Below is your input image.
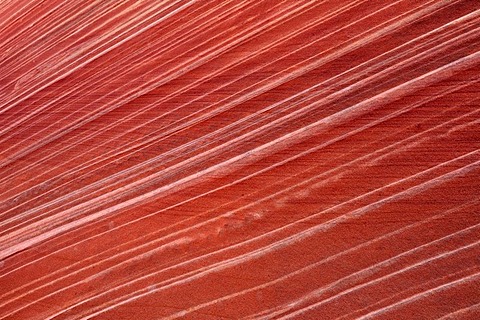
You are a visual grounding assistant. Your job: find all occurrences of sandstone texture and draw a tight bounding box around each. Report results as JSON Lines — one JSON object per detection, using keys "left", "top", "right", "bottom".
{"left": 0, "top": 1, "right": 479, "bottom": 319}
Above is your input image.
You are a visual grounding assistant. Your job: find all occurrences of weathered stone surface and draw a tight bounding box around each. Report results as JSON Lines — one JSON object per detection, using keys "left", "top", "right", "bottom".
{"left": 0, "top": 1, "right": 479, "bottom": 319}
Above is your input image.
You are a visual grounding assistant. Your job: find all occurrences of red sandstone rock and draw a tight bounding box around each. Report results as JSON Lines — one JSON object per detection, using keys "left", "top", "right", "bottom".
{"left": 0, "top": 0, "right": 479, "bottom": 319}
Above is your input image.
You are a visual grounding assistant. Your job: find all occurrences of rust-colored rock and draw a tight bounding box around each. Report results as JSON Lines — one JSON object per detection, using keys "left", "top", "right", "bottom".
{"left": 0, "top": 0, "right": 479, "bottom": 319}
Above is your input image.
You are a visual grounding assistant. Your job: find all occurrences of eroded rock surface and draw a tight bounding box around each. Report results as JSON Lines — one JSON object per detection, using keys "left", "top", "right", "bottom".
{"left": 0, "top": 1, "right": 479, "bottom": 319}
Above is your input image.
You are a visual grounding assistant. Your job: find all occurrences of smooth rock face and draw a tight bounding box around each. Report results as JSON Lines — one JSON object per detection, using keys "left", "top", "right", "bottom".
{"left": 0, "top": 0, "right": 479, "bottom": 319}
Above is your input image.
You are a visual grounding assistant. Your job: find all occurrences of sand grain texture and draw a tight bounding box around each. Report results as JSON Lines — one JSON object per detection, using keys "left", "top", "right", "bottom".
{"left": 0, "top": 0, "right": 479, "bottom": 319}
